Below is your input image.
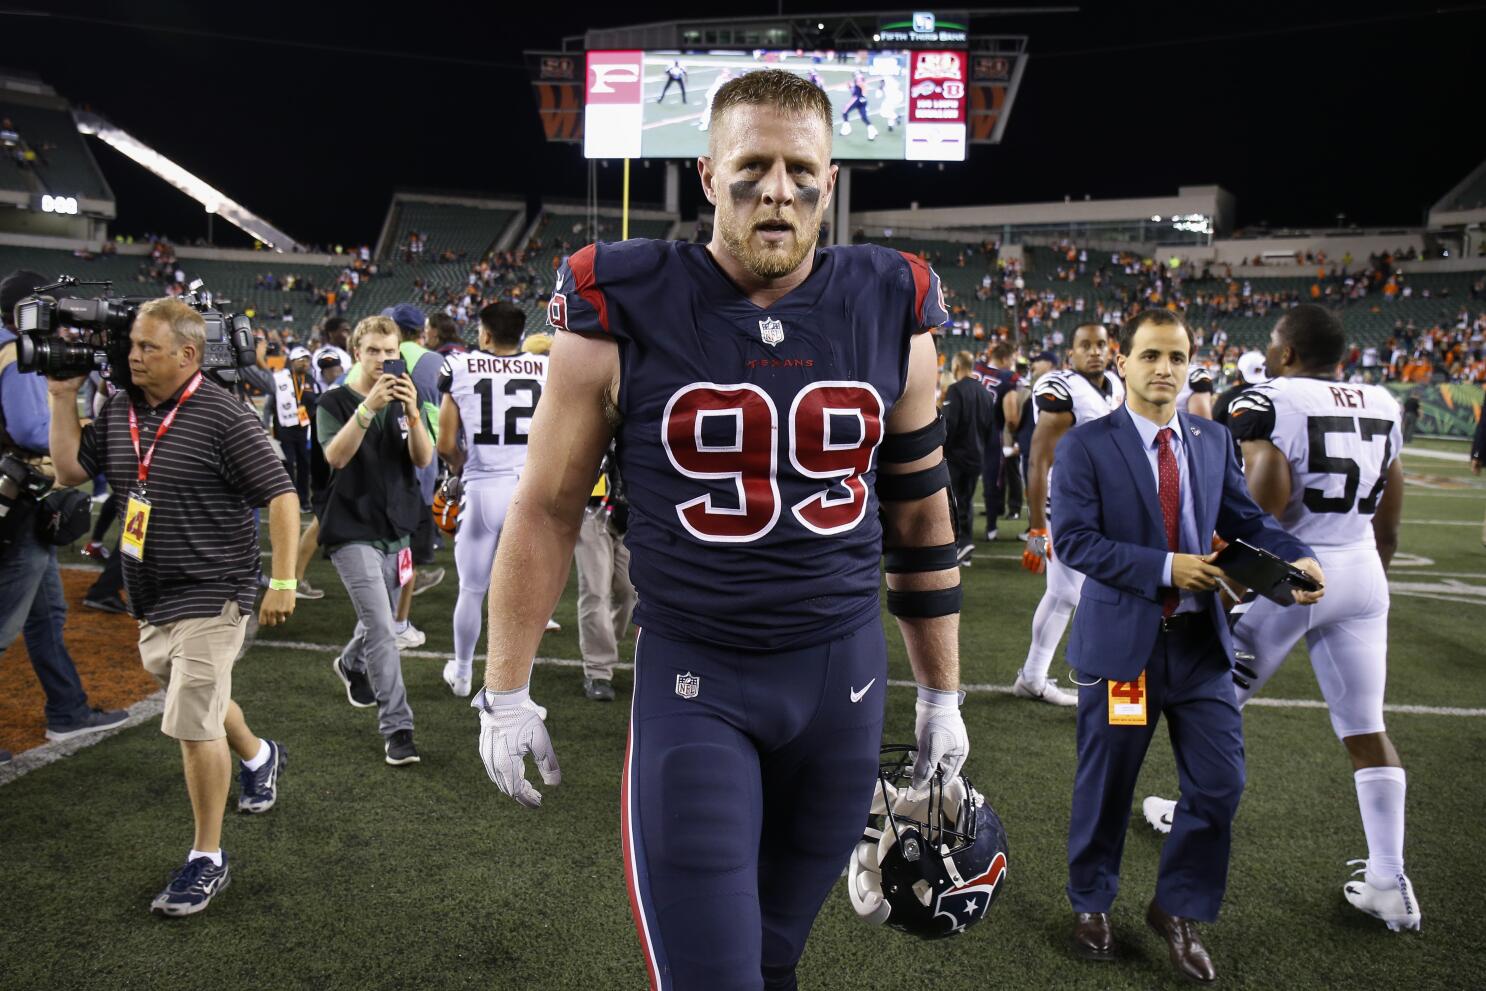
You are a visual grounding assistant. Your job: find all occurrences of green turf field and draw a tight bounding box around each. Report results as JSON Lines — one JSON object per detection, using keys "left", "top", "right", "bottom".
{"left": 1, "top": 443, "right": 1482, "bottom": 989}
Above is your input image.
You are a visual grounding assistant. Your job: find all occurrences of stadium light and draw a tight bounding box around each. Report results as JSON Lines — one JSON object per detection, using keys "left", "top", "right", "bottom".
{"left": 73, "top": 110, "right": 302, "bottom": 252}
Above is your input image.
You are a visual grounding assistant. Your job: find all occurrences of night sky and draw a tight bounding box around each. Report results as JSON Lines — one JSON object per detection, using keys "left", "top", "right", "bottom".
{"left": 4, "top": 0, "right": 1482, "bottom": 248}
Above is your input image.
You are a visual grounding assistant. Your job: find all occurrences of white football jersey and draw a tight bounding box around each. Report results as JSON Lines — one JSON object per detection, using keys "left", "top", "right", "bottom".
{"left": 438, "top": 350, "right": 549, "bottom": 482}
{"left": 1227, "top": 376, "right": 1401, "bottom": 551}
{"left": 1032, "top": 368, "right": 1123, "bottom": 425}
{"left": 1176, "top": 364, "right": 1215, "bottom": 413}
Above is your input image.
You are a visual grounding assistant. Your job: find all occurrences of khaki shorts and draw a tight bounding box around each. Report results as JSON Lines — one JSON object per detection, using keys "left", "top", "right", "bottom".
{"left": 138, "top": 600, "right": 248, "bottom": 741}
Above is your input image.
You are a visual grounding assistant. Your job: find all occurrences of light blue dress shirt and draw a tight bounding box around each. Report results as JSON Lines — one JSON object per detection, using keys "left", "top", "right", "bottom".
{"left": 1127, "top": 406, "right": 1204, "bottom": 614}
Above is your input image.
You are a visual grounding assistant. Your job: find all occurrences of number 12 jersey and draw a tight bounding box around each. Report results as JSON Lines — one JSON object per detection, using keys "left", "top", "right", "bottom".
{"left": 549, "top": 239, "right": 949, "bottom": 651}
{"left": 437, "top": 351, "right": 548, "bottom": 483}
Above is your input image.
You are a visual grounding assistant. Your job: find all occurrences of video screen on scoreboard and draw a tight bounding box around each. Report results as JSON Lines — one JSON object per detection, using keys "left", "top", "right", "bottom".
{"left": 584, "top": 49, "right": 967, "bottom": 162}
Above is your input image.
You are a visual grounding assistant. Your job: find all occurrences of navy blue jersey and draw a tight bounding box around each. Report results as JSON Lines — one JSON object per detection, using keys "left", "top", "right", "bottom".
{"left": 971, "top": 362, "right": 1018, "bottom": 438}
{"left": 549, "top": 239, "right": 949, "bottom": 650}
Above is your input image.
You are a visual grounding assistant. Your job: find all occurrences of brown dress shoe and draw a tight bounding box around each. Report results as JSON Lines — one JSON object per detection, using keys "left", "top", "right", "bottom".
{"left": 1146, "top": 900, "right": 1217, "bottom": 983}
{"left": 1072, "top": 911, "right": 1115, "bottom": 961}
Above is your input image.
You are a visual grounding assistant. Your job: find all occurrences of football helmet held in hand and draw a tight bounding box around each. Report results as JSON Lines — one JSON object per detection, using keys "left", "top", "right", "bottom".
{"left": 848, "top": 745, "right": 1008, "bottom": 940}
{"left": 432, "top": 475, "right": 464, "bottom": 535}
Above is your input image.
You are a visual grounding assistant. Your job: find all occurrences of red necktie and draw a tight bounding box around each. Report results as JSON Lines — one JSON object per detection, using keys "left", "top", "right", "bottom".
{"left": 1157, "top": 427, "right": 1180, "bottom": 618}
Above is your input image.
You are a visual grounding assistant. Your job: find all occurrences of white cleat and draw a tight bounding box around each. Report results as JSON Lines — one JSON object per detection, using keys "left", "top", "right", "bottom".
{"left": 866, "top": 124, "right": 879, "bottom": 140}
{"left": 1344, "top": 860, "right": 1422, "bottom": 931}
{"left": 544, "top": 617, "right": 561, "bottom": 632}
{"left": 442, "top": 660, "right": 472, "bottom": 698}
{"left": 1143, "top": 796, "right": 1177, "bottom": 835}
{"left": 1012, "top": 672, "right": 1077, "bottom": 707}
{"left": 840, "top": 121, "right": 852, "bottom": 136}
{"left": 395, "top": 623, "right": 426, "bottom": 650}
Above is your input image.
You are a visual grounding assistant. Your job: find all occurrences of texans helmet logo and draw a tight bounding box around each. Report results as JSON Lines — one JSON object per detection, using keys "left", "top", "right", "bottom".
{"left": 931, "top": 851, "right": 1007, "bottom": 935}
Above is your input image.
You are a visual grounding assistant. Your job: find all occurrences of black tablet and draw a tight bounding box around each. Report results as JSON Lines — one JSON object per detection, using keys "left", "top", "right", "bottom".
{"left": 1213, "top": 539, "right": 1321, "bottom": 606}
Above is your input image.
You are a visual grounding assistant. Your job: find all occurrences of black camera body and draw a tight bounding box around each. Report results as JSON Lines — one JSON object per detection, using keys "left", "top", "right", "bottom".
{"left": 14, "top": 276, "right": 256, "bottom": 388}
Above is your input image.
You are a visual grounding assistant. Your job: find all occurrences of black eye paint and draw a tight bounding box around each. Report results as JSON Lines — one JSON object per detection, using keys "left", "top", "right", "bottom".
{"left": 730, "top": 179, "right": 759, "bottom": 202}
{"left": 796, "top": 185, "right": 821, "bottom": 207}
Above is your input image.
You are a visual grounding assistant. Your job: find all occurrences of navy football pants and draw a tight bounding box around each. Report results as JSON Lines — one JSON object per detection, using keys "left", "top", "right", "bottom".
{"left": 623, "top": 620, "right": 887, "bottom": 991}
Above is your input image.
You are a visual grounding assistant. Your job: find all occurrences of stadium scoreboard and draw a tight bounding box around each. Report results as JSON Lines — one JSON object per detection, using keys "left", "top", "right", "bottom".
{"left": 526, "top": 11, "right": 1029, "bottom": 163}
{"left": 584, "top": 48, "right": 969, "bottom": 162}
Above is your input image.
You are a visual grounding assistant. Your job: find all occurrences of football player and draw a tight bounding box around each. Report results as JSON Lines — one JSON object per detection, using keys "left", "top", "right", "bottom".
{"left": 435, "top": 302, "right": 548, "bottom": 697}
{"left": 1175, "top": 362, "right": 1215, "bottom": 419}
{"left": 876, "top": 76, "right": 903, "bottom": 131}
{"left": 971, "top": 342, "right": 1020, "bottom": 542}
{"left": 1144, "top": 304, "right": 1418, "bottom": 931}
{"left": 658, "top": 60, "right": 688, "bottom": 105}
{"left": 1017, "top": 323, "right": 1124, "bottom": 706}
{"left": 840, "top": 72, "right": 877, "bottom": 140}
{"left": 474, "top": 69, "right": 967, "bottom": 990}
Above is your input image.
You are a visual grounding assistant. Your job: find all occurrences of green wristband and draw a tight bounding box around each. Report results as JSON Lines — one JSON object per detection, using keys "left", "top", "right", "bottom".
{"left": 268, "top": 578, "right": 297, "bottom": 591}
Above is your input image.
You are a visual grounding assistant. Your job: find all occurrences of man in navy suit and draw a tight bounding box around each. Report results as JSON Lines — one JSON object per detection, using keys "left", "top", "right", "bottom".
{"left": 1051, "top": 309, "right": 1325, "bottom": 983}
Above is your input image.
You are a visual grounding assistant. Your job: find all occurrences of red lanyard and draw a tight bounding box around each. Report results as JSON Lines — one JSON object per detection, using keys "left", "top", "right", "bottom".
{"left": 127, "top": 372, "right": 203, "bottom": 489}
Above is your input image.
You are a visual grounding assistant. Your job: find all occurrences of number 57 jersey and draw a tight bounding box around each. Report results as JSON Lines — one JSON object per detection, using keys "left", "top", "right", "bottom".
{"left": 1227, "top": 376, "right": 1402, "bottom": 551}
{"left": 550, "top": 239, "right": 949, "bottom": 651}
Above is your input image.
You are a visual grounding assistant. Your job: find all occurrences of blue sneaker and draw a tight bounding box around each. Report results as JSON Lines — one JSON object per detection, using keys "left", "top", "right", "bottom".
{"left": 237, "top": 740, "right": 286, "bottom": 814}
{"left": 44, "top": 707, "right": 128, "bottom": 742}
{"left": 150, "top": 854, "right": 231, "bottom": 917}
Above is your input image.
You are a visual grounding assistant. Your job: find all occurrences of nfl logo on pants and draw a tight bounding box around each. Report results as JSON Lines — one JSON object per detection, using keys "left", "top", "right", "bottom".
{"left": 675, "top": 672, "right": 700, "bottom": 700}
{"left": 759, "top": 318, "right": 784, "bottom": 347}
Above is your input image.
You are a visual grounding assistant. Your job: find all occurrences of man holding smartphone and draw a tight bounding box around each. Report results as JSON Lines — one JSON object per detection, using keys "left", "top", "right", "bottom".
{"left": 317, "top": 315, "right": 433, "bottom": 766}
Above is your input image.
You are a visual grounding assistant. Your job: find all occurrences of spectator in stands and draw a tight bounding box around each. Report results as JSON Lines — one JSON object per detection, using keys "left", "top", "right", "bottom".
{"left": 48, "top": 296, "right": 298, "bottom": 916}
{"left": 382, "top": 304, "right": 445, "bottom": 647}
{"left": 0, "top": 269, "right": 129, "bottom": 765}
{"left": 318, "top": 315, "right": 432, "bottom": 766}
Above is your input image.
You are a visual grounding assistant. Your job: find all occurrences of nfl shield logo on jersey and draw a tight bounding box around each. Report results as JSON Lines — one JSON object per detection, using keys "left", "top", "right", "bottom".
{"left": 675, "top": 672, "right": 700, "bottom": 700}
{"left": 759, "top": 317, "right": 784, "bottom": 347}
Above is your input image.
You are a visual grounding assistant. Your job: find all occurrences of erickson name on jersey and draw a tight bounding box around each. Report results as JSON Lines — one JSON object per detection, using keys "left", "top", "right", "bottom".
{"left": 437, "top": 351, "right": 549, "bottom": 482}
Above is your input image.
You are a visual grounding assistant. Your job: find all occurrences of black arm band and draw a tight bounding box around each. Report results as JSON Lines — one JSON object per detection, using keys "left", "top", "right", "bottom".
{"left": 879, "top": 415, "right": 946, "bottom": 464}
{"left": 886, "top": 585, "right": 963, "bottom": 618}
{"left": 884, "top": 542, "right": 960, "bottom": 574}
{"left": 876, "top": 459, "right": 950, "bottom": 502}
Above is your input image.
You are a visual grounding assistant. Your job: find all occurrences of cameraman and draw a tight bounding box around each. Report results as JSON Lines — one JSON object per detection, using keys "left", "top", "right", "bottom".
{"left": 318, "top": 314, "right": 432, "bottom": 766}
{"left": 0, "top": 268, "right": 126, "bottom": 758}
{"left": 47, "top": 297, "right": 300, "bottom": 917}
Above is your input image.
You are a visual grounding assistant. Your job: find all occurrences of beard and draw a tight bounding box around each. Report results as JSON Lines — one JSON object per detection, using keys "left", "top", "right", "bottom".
{"left": 718, "top": 207, "right": 822, "bottom": 281}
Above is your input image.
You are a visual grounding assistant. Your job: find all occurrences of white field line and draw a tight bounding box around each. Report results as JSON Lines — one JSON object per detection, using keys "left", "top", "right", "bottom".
{"left": 260, "top": 640, "right": 1486, "bottom": 718}
{"left": 1402, "top": 519, "right": 1480, "bottom": 526}
{"left": 0, "top": 692, "right": 163, "bottom": 786}
{"left": 1402, "top": 446, "right": 1472, "bottom": 463}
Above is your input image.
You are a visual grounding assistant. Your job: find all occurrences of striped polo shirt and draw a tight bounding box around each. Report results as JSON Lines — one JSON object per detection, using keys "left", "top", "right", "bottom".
{"left": 78, "top": 375, "right": 295, "bottom": 625}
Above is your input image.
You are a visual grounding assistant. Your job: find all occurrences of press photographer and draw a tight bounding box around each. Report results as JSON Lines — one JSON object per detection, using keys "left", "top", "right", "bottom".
{"left": 46, "top": 296, "right": 300, "bottom": 917}
{"left": 0, "top": 268, "right": 127, "bottom": 762}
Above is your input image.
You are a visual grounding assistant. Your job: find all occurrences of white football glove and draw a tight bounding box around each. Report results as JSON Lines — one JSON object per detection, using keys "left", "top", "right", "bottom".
{"left": 472, "top": 685, "right": 560, "bottom": 808}
{"left": 909, "top": 685, "right": 968, "bottom": 800}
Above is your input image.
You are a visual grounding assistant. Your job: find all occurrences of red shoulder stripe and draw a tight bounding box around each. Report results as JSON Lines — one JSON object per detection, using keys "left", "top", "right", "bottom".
{"left": 898, "top": 250, "right": 932, "bottom": 324}
{"left": 568, "top": 243, "right": 611, "bottom": 334}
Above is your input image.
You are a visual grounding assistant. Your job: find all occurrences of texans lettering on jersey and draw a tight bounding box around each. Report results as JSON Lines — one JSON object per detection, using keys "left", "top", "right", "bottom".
{"left": 1227, "top": 377, "right": 1402, "bottom": 551}
{"left": 437, "top": 350, "right": 549, "bottom": 482}
{"left": 971, "top": 363, "right": 1018, "bottom": 437}
{"left": 1031, "top": 369, "right": 1123, "bottom": 425}
{"left": 1176, "top": 364, "right": 1215, "bottom": 413}
{"left": 549, "top": 239, "right": 950, "bottom": 650}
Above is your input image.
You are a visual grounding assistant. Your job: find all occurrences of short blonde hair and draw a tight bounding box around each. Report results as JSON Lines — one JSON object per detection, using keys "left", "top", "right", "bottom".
{"left": 520, "top": 332, "right": 553, "bottom": 355}
{"left": 952, "top": 350, "right": 975, "bottom": 374}
{"left": 709, "top": 69, "right": 833, "bottom": 150}
{"left": 351, "top": 315, "right": 400, "bottom": 355}
{"left": 135, "top": 297, "right": 205, "bottom": 355}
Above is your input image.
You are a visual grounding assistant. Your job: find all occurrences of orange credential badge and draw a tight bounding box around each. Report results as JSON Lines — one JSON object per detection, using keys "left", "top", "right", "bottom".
{"left": 1107, "top": 672, "right": 1148, "bottom": 726}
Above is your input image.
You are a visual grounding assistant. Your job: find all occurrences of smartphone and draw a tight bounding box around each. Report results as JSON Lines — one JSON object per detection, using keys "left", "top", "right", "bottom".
{"left": 381, "top": 358, "right": 407, "bottom": 377}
